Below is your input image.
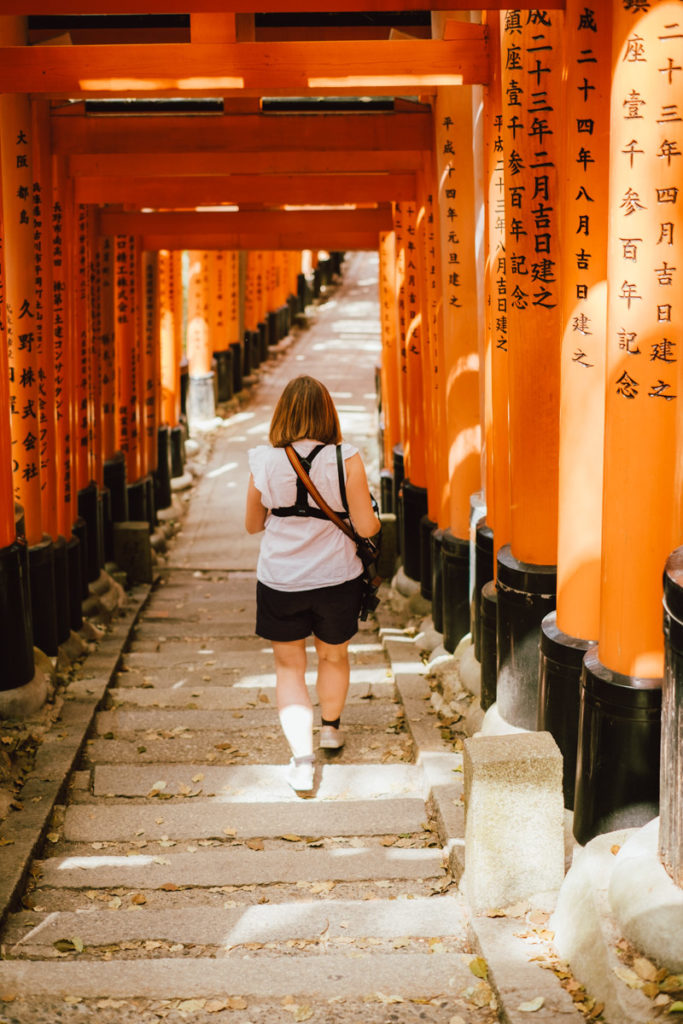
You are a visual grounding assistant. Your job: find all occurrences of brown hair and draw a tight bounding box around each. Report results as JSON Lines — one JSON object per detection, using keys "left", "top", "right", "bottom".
{"left": 269, "top": 375, "right": 342, "bottom": 447}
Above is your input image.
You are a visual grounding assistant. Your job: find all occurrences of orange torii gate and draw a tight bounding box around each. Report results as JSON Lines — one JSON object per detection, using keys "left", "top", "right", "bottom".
{"left": 0, "top": 3, "right": 682, "bottom": 888}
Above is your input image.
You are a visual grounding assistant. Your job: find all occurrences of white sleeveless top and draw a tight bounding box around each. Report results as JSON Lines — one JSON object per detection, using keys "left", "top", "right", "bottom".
{"left": 248, "top": 440, "right": 363, "bottom": 592}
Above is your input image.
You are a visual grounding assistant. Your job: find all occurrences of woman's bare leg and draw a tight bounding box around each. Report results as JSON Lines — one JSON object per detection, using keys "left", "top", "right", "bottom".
{"left": 314, "top": 637, "right": 350, "bottom": 722}
{"left": 272, "top": 638, "right": 313, "bottom": 760}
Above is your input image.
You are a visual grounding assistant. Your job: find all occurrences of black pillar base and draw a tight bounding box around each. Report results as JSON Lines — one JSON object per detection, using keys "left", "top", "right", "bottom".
{"left": 380, "top": 469, "right": 393, "bottom": 516}
{"left": 170, "top": 426, "right": 185, "bottom": 479}
{"left": 127, "top": 478, "right": 149, "bottom": 524}
{"left": 296, "top": 272, "right": 307, "bottom": 313}
{"left": 77, "top": 482, "right": 104, "bottom": 584}
{"left": 179, "top": 359, "right": 189, "bottom": 419}
{"left": 573, "top": 648, "right": 661, "bottom": 845}
{"left": 480, "top": 581, "right": 498, "bottom": 710}
{"left": 258, "top": 322, "right": 268, "bottom": 361}
{"left": 400, "top": 478, "right": 428, "bottom": 582}
{"left": 539, "top": 612, "right": 595, "bottom": 810}
{"left": 419, "top": 515, "right": 436, "bottom": 601}
{"left": 28, "top": 535, "right": 58, "bottom": 657}
{"left": 392, "top": 445, "right": 404, "bottom": 560}
{"left": 101, "top": 486, "right": 113, "bottom": 564}
{"left": 155, "top": 426, "right": 172, "bottom": 512}
{"left": 230, "top": 342, "right": 243, "bottom": 394}
{"left": 70, "top": 515, "right": 89, "bottom": 600}
{"left": 104, "top": 452, "right": 128, "bottom": 524}
{"left": 267, "top": 310, "right": 278, "bottom": 348}
{"left": 145, "top": 475, "right": 157, "bottom": 528}
{"left": 242, "top": 331, "right": 253, "bottom": 377}
{"left": 473, "top": 522, "right": 494, "bottom": 663}
{"left": 214, "top": 349, "right": 234, "bottom": 403}
{"left": 66, "top": 530, "right": 84, "bottom": 631}
{"left": 0, "top": 538, "right": 34, "bottom": 691}
{"left": 661, "top": 547, "right": 683, "bottom": 883}
{"left": 431, "top": 528, "right": 445, "bottom": 634}
{"left": 496, "top": 545, "right": 557, "bottom": 730}
{"left": 53, "top": 534, "right": 71, "bottom": 646}
{"left": 441, "top": 530, "right": 470, "bottom": 654}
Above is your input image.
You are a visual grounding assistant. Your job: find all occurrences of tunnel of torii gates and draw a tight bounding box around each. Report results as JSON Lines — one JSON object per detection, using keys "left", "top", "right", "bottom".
{"left": 0, "top": 0, "right": 680, "bottom": 872}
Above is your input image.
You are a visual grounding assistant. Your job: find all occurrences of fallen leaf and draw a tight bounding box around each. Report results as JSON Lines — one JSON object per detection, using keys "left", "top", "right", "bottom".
{"left": 281, "top": 834, "right": 303, "bottom": 843}
{"left": 660, "top": 976, "right": 683, "bottom": 993}
{"left": 192, "top": 773, "right": 204, "bottom": 783}
{"left": 258, "top": 694, "right": 270, "bottom": 703}
{"left": 223, "top": 827, "right": 237, "bottom": 837}
{"left": 63, "top": 996, "right": 82, "bottom": 1005}
{"left": 131, "top": 893, "right": 147, "bottom": 905}
{"left": 380, "top": 836, "right": 397, "bottom": 847}
{"left": 246, "top": 838, "right": 264, "bottom": 851}
{"left": 393, "top": 937, "right": 410, "bottom": 948}
{"left": 633, "top": 957, "right": 658, "bottom": 982}
{"left": 518, "top": 996, "right": 545, "bottom": 1012}
{"left": 160, "top": 882, "right": 179, "bottom": 891}
{"left": 46, "top": 833, "right": 60, "bottom": 844}
{"left": 178, "top": 999, "right": 206, "bottom": 1012}
{"left": 669, "top": 1002, "right": 683, "bottom": 1013}
{"left": 610, "top": 844, "right": 621, "bottom": 855}
{"left": 0, "top": 838, "right": 15, "bottom": 847}
{"left": 613, "top": 965, "right": 643, "bottom": 989}
{"left": 642, "top": 982, "right": 660, "bottom": 999}
{"left": 226, "top": 996, "right": 248, "bottom": 1010}
{"left": 469, "top": 956, "right": 488, "bottom": 979}
{"left": 0, "top": 993, "right": 17, "bottom": 1003}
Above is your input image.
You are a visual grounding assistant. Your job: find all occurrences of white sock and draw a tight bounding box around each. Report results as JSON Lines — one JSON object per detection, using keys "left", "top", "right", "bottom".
{"left": 278, "top": 704, "right": 314, "bottom": 761}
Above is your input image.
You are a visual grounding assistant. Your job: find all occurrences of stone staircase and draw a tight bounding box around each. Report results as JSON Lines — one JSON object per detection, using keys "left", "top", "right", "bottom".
{"left": 0, "top": 568, "right": 500, "bottom": 1024}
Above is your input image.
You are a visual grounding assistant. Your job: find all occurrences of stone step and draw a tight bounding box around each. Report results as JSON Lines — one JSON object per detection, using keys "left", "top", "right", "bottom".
{"left": 114, "top": 665, "right": 392, "bottom": 692}
{"left": 94, "top": 702, "right": 400, "bottom": 735}
{"left": 61, "top": 797, "right": 429, "bottom": 843}
{"left": 123, "top": 638, "right": 384, "bottom": 663}
{"left": 7, "top": 895, "right": 465, "bottom": 950}
{"left": 35, "top": 845, "right": 446, "bottom": 890}
{"left": 132, "top": 620, "right": 257, "bottom": 639}
{"left": 0, "top": 951, "right": 468, "bottom": 1000}
{"left": 140, "top": 600, "right": 256, "bottom": 619}
{"left": 86, "top": 730, "right": 411, "bottom": 766}
{"left": 92, "top": 763, "right": 423, "bottom": 800}
{"left": 107, "top": 679, "right": 394, "bottom": 707}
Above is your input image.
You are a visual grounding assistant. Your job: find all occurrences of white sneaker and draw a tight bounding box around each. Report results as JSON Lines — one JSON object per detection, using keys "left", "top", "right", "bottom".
{"left": 285, "top": 756, "right": 315, "bottom": 792}
{"left": 319, "top": 725, "right": 344, "bottom": 750}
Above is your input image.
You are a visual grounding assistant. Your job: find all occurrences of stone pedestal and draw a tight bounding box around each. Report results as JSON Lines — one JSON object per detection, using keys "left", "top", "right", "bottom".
{"left": 463, "top": 731, "right": 565, "bottom": 911}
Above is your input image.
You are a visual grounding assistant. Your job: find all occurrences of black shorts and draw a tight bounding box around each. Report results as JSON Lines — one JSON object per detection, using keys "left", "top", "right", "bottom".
{"left": 256, "top": 575, "right": 363, "bottom": 645}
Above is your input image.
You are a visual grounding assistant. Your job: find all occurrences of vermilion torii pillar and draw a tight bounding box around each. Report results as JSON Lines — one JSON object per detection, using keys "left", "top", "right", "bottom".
{"left": 0, "top": 16, "right": 54, "bottom": 687}
{"left": 433, "top": 80, "right": 482, "bottom": 654}
{"left": 186, "top": 250, "right": 216, "bottom": 426}
{"left": 478, "top": 9, "right": 509, "bottom": 705}
{"left": 0, "top": 65, "right": 34, "bottom": 693}
{"left": 538, "top": 0, "right": 611, "bottom": 811}
{"left": 574, "top": 0, "right": 683, "bottom": 845}
{"left": 496, "top": 9, "right": 563, "bottom": 730}
{"left": 378, "top": 229, "right": 401, "bottom": 516}
{"left": 393, "top": 199, "right": 429, "bottom": 583}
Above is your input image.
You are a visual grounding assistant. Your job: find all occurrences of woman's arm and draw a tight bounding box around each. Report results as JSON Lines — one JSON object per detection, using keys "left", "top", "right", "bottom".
{"left": 344, "top": 452, "right": 381, "bottom": 538}
{"left": 245, "top": 474, "right": 268, "bottom": 534}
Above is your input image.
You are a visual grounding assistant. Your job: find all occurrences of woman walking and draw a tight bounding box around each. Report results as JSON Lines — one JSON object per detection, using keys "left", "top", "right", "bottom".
{"left": 245, "top": 375, "right": 380, "bottom": 792}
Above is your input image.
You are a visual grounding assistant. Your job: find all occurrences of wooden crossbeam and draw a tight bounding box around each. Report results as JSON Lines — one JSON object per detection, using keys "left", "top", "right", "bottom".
{"left": 8, "top": 1, "right": 564, "bottom": 11}
{"left": 69, "top": 150, "right": 424, "bottom": 177}
{"left": 0, "top": 38, "right": 487, "bottom": 97}
{"left": 76, "top": 173, "right": 416, "bottom": 206}
{"left": 98, "top": 207, "right": 393, "bottom": 237}
{"left": 52, "top": 112, "right": 433, "bottom": 155}
{"left": 141, "top": 232, "right": 380, "bottom": 251}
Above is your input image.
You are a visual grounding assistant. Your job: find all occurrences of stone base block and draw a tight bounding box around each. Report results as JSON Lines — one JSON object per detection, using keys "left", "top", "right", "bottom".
{"left": 0, "top": 657, "right": 50, "bottom": 720}
{"left": 463, "top": 731, "right": 565, "bottom": 911}
{"left": 113, "top": 522, "right": 153, "bottom": 585}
